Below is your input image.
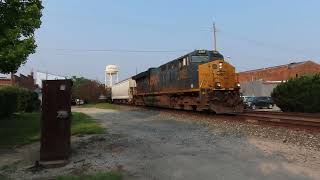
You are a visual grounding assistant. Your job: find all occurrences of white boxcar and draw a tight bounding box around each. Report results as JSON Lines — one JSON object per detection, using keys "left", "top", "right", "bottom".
{"left": 111, "top": 78, "right": 136, "bottom": 103}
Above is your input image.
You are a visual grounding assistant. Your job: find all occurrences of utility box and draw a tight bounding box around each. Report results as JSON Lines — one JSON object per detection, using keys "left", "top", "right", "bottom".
{"left": 40, "top": 80, "right": 73, "bottom": 162}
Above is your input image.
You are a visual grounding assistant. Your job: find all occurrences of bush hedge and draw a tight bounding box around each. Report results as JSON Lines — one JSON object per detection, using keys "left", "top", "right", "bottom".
{"left": 271, "top": 74, "right": 320, "bottom": 113}
{"left": 0, "top": 86, "right": 40, "bottom": 118}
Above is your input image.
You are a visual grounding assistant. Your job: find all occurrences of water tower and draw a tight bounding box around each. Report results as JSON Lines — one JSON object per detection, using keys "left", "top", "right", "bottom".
{"left": 105, "top": 65, "right": 119, "bottom": 87}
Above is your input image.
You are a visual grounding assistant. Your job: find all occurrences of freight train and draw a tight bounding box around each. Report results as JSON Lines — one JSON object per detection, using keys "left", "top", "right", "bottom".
{"left": 111, "top": 50, "right": 244, "bottom": 114}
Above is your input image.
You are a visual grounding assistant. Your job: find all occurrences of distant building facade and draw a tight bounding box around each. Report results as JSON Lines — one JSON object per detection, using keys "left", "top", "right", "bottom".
{"left": 240, "top": 80, "right": 281, "bottom": 97}
{"left": 0, "top": 73, "right": 37, "bottom": 91}
{"left": 238, "top": 61, "right": 320, "bottom": 83}
{"left": 238, "top": 61, "right": 320, "bottom": 96}
{"left": 0, "top": 77, "right": 12, "bottom": 86}
{"left": 35, "top": 71, "right": 67, "bottom": 88}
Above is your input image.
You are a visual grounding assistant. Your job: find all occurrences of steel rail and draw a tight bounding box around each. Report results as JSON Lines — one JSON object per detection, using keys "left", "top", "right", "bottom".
{"left": 238, "top": 112, "right": 320, "bottom": 129}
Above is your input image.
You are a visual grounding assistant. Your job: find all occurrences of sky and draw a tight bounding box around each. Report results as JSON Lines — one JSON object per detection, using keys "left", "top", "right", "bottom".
{"left": 19, "top": 0, "right": 320, "bottom": 82}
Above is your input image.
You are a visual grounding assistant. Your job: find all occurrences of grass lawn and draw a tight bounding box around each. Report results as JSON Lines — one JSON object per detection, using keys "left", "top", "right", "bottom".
{"left": 80, "top": 103, "right": 118, "bottom": 110}
{"left": 71, "top": 112, "right": 105, "bottom": 135}
{"left": 0, "top": 112, "right": 104, "bottom": 148}
{"left": 55, "top": 171, "right": 122, "bottom": 180}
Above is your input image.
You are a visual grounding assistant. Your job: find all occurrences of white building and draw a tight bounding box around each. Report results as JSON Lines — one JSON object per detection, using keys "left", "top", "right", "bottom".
{"left": 35, "top": 71, "right": 67, "bottom": 88}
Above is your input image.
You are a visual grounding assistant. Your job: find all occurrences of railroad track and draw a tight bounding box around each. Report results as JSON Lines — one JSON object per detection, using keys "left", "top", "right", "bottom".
{"left": 123, "top": 105, "right": 320, "bottom": 130}
{"left": 239, "top": 111, "right": 320, "bottom": 129}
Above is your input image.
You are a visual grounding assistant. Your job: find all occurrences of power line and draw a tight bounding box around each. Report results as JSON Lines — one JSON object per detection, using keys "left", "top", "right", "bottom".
{"left": 219, "top": 29, "right": 318, "bottom": 57}
{"left": 36, "top": 23, "right": 317, "bottom": 57}
{"left": 40, "top": 48, "right": 192, "bottom": 53}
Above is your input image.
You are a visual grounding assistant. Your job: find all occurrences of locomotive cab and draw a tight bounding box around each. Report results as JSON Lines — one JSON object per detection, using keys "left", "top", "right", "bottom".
{"left": 190, "top": 50, "right": 224, "bottom": 64}
{"left": 197, "top": 53, "right": 243, "bottom": 113}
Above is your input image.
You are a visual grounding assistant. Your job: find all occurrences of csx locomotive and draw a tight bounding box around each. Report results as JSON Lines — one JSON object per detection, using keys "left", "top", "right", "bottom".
{"left": 131, "top": 50, "right": 244, "bottom": 113}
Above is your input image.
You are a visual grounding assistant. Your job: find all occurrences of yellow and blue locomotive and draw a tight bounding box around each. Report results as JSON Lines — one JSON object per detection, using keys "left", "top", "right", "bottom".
{"left": 132, "top": 50, "right": 243, "bottom": 113}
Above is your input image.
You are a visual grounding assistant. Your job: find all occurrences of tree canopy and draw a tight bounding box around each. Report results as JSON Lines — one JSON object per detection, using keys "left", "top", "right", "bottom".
{"left": 71, "top": 76, "right": 106, "bottom": 103}
{"left": 271, "top": 74, "right": 320, "bottom": 113}
{"left": 0, "top": 0, "right": 43, "bottom": 74}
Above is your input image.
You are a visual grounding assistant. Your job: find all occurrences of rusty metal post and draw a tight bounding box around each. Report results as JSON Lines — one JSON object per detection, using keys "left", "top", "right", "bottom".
{"left": 40, "top": 80, "right": 73, "bottom": 164}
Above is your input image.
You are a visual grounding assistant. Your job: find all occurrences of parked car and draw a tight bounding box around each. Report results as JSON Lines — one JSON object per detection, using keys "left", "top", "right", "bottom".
{"left": 249, "top": 96, "right": 274, "bottom": 109}
{"left": 72, "top": 98, "right": 85, "bottom": 105}
{"left": 242, "top": 96, "right": 255, "bottom": 109}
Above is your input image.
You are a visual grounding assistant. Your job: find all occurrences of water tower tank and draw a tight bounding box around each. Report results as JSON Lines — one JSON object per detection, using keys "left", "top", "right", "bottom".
{"left": 105, "top": 65, "right": 119, "bottom": 87}
{"left": 105, "top": 65, "right": 118, "bottom": 74}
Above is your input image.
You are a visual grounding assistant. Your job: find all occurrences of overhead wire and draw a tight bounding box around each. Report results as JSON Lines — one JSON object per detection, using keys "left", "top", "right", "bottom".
{"left": 218, "top": 29, "right": 317, "bottom": 57}
{"left": 34, "top": 23, "right": 317, "bottom": 59}
{"left": 41, "top": 48, "right": 192, "bottom": 53}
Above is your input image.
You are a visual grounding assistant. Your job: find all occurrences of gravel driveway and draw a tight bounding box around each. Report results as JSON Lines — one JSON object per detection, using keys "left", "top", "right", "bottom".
{"left": 74, "top": 107, "right": 320, "bottom": 180}
{"left": 1, "top": 106, "right": 319, "bottom": 180}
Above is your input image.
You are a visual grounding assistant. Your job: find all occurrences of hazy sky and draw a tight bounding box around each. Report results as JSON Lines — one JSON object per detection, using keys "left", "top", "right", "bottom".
{"left": 19, "top": 0, "right": 319, "bottom": 82}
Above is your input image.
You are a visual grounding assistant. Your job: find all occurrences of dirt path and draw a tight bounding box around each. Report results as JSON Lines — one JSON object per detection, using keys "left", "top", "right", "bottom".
{"left": 74, "top": 107, "right": 320, "bottom": 180}
{"left": 1, "top": 107, "right": 320, "bottom": 180}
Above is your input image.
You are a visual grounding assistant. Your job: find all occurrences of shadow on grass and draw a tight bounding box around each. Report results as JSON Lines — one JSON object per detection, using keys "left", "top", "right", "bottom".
{"left": 0, "top": 112, "right": 105, "bottom": 149}
{"left": 0, "top": 113, "right": 40, "bottom": 149}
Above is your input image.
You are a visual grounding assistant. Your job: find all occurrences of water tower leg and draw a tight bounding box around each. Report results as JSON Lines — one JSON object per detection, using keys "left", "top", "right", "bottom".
{"left": 110, "top": 74, "right": 113, "bottom": 87}
{"left": 116, "top": 73, "right": 119, "bottom": 83}
{"left": 104, "top": 73, "right": 107, "bottom": 88}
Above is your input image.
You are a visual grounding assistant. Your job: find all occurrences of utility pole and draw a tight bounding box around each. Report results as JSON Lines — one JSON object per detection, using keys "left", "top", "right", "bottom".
{"left": 213, "top": 22, "right": 217, "bottom": 51}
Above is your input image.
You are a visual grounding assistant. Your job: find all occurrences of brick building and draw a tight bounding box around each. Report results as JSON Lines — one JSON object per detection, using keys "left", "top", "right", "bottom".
{"left": 238, "top": 61, "right": 320, "bottom": 96}
{"left": 0, "top": 77, "right": 12, "bottom": 86}
{"left": 238, "top": 61, "right": 320, "bottom": 83}
{"left": 0, "top": 72, "right": 37, "bottom": 91}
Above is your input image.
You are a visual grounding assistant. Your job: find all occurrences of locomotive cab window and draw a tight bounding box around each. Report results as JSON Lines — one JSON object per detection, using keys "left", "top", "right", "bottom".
{"left": 192, "top": 55, "right": 209, "bottom": 63}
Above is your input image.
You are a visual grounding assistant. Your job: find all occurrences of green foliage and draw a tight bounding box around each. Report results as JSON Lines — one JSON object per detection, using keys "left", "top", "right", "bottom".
{"left": 71, "top": 76, "right": 106, "bottom": 103}
{"left": 71, "top": 76, "right": 90, "bottom": 91}
{"left": 0, "top": 86, "right": 18, "bottom": 117}
{"left": 0, "top": 112, "right": 104, "bottom": 148}
{"left": 0, "top": 112, "right": 40, "bottom": 148}
{"left": 0, "top": 0, "right": 43, "bottom": 74}
{"left": 71, "top": 112, "right": 105, "bottom": 135}
{"left": 0, "top": 86, "right": 40, "bottom": 118}
{"left": 55, "top": 171, "right": 122, "bottom": 180}
{"left": 0, "top": 174, "right": 10, "bottom": 180}
{"left": 271, "top": 74, "right": 320, "bottom": 113}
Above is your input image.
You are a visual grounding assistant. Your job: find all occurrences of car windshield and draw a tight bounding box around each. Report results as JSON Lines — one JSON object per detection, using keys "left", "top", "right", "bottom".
{"left": 256, "top": 97, "right": 270, "bottom": 101}
{"left": 247, "top": 97, "right": 254, "bottom": 102}
{"left": 243, "top": 96, "right": 254, "bottom": 102}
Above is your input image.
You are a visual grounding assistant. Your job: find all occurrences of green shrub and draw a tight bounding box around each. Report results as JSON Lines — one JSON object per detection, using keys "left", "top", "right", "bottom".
{"left": 271, "top": 74, "right": 320, "bottom": 113}
{"left": 0, "top": 87, "right": 18, "bottom": 117}
{"left": 0, "top": 86, "right": 40, "bottom": 118}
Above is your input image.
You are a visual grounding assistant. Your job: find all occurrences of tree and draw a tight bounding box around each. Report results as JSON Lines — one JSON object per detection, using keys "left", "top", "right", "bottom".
{"left": 71, "top": 76, "right": 106, "bottom": 103}
{"left": 271, "top": 74, "right": 320, "bottom": 113}
{"left": 0, "top": 0, "right": 43, "bottom": 74}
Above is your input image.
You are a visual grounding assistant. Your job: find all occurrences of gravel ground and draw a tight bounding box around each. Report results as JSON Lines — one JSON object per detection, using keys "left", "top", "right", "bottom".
{"left": 1, "top": 106, "right": 320, "bottom": 180}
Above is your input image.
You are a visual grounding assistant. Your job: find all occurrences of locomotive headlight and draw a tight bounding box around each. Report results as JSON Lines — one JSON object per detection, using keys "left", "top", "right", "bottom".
{"left": 235, "top": 82, "right": 241, "bottom": 89}
{"left": 216, "top": 82, "right": 221, "bottom": 88}
{"left": 219, "top": 62, "right": 223, "bottom": 69}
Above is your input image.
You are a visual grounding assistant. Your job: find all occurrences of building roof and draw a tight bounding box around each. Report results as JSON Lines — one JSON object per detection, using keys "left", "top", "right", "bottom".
{"left": 239, "top": 61, "right": 316, "bottom": 74}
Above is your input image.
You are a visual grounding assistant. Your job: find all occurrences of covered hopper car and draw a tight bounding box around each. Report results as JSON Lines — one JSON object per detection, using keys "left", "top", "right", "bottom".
{"left": 111, "top": 78, "right": 136, "bottom": 103}
{"left": 131, "top": 50, "right": 244, "bottom": 114}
